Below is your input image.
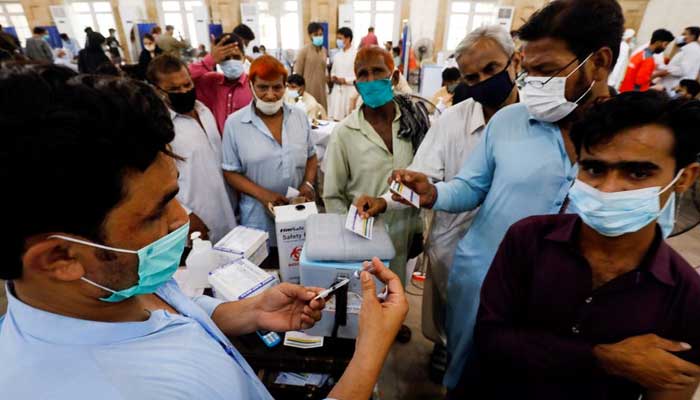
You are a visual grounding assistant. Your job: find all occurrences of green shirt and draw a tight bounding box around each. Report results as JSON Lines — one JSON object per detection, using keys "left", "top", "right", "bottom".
{"left": 322, "top": 103, "right": 420, "bottom": 282}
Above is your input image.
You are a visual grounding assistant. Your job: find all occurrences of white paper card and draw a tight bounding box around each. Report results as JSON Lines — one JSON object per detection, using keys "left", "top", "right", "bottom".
{"left": 286, "top": 186, "right": 300, "bottom": 199}
{"left": 389, "top": 180, "right": 420, "bottom": 208}
{"left": 345, "top": 204, "right": 373, "bottom": 240}
{"left": 283, "top": 330, "right": 325, "bottom": 349}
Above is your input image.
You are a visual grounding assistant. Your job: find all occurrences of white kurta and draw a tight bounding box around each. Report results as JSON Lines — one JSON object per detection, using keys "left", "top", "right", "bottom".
{"left": 658, "top": 41, "right": 700, "bottom": 94}
{"left": 608, "top": 40, "right": 630, "bottom": 89}
{"left": 328, "top": 47, "right": 358, "bottom": 121}
{"left": 170, "top": 101, "right": 237, "bottom": 243}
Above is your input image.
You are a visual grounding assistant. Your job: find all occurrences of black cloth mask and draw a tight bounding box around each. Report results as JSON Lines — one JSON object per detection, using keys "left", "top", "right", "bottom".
{"left": 461, "top": 60, "right": 515, "bottom": 107}
{"left": 167, "top": 87, "right": 196, "bottom": 114}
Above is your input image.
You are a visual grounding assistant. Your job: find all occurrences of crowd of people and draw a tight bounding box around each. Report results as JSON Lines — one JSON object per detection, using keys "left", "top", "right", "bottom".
{"left": 2, "top": 0, "right": 700, "bottom": 399}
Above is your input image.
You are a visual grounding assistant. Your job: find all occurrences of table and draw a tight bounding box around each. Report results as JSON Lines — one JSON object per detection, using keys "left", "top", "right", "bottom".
{"left": 230, "top": 333, "right": 355, "bottom": 399}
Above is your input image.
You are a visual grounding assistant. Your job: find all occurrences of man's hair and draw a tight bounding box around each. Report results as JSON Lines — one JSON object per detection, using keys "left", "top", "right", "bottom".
{"left": 60, "top": 33, "right": 69, "bottom": 41}
{"left": 249, "top": 55, "right": 288, "bottom": 83}
{"left": 143, "top": 33, "right": 155, "bottom": 42}
{"left": 651, "top": 29, "right": 674, "bottom": 44}
{"left": 151, "top": 26, "right": 161, "bottom": 35}
{"left": 165, "top": 25, "right": 174, "bottom": 31}
{"left": 392, "top": 46, "right": 400, "bottom": 56}
{"left": 233, "top": 24, "right": 255, "bottom": 41}
{"left": 252, "top": 45, "right": 259, "bottom": 53}
{"left": 680, "top": 79, "right": 700, "bottom": 98}
{"left": 518, "top": 0, "right": 624, "bottom": 67}
{"left": 570, "top": 91, "right": 700, "bottom": 171}
{"left": 368, "top": 27, "right": 374, "bottom": 32}
{"left": 146, "top": 54, "right": 187, "bottom": 86}
{"left": 455, "top": 24, "right": 515, "bottom": 60}
{"left": 109, "top": 28, "right": 116, "bottom": 33}
{"left": 686, "top": 26, "right": 700, "bottom": 41}
{"left": 308, "top": 22, "right": 323, "bottom": 35}
{"left": 337, "top": 27, "right": 353, "bottom": 41}
{"left": 442, "top": 67, "right": 460, "bottom": 82}
{"left": 355, "top": 46, "right": 394, "bottom": 72}
{"left": 288, "top": 73, "right": 305, "bottom": 86}
{"left": 0, "top": 64, "right": 177, "bottom": 279}
{"left": 33, "top": 27, "right": 46, "bottom": 35}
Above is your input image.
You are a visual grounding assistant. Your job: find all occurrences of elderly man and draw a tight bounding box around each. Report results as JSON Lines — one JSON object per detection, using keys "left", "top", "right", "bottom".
{"left": 355, "top": 24, "right": 521, "bottom": 378}
{"left": 147, "top": 54, "right": 237, "bottom": 243}
{"left": 0, "top": 64, "right": 408, "bottom": 400}
{"left": 324, "top": 46, "right": 430, "bottom": 342}
{"left": 222, "top": 56, "right": 318, "bottom": 254}
{"left": 189, "top": 33, "right": 253, "bottom": 133}
{"left": 391, "top": 0, "right": 626, "bottom": 391}
{"left": 475, "top": 91, "right": 700, "bottom": 399}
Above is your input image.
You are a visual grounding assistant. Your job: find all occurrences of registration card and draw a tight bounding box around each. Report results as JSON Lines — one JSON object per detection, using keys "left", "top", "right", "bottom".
{"left": 389, "top": 180, "right": 420, "bottom": 208}
{"left": 345, "top": 204, "right": 374, "bottom": 240}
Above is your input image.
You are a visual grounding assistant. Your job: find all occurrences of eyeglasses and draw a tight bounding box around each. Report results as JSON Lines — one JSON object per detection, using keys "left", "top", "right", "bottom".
{"left": 524, "top": 54, "right": 591, "bottom": 89}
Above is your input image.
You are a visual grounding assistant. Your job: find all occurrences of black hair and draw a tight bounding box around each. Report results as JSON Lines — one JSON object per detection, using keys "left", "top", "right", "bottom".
{"left": 95, "top": 62, "right": 121, "bottom": 76}
{"left": 60, "top": 33, "right": 69, "bottom": 41}
{"left": 518, "top": 0, "right": 624, "bottom": 67}
{"left": 685, "top": 26, "right": 700, "bottom": 42}
{"left": 337, "top": 27, "right": 353, "bottom": 41}
{"left": 33, "top": 27, "right": 47, "bottom": 35}
{"left": 143, "top": 33, "right": 155, "bottom": 42}
{"left": 216, "top": 33, "right": 245, "bottom": 54}
{"left": 392, "top": 46, "right": 400, "bottom": 56}
{"left": 85, "top": 27, "right": 93, "bottom": 33}
{"left": 442, "top": 67, "right": 460, "bottom": 82}
{"left": 680, "top": 79, "right": 700, "bottom": 98}
{"left": 252, "top": 46, "right": 259, "bottom": 53}
{"left": 308, "top": 22, "right": 323, "bottom": 35}
{"left": 233, "top": 24, "right": 255, "bottom": 41}
{"left": 165, "top": 25, "right": 174, "bottom": 31}
{"left": 570, "top": 91, "right": 700, "bottom": 171}
{"left": 651, "top": 29, "right": 674, "bottom": 44}
{"left": 0, "top": 64, "right": 177, "bottom": 279}
{"left": 368, "top": 27, "right": 374, "bottom": 32}
{"left": 288, "top": 73, "right": 305, "bottom": 86}
{"left": 146, "top": 53, "right": 187, "bottom": 85}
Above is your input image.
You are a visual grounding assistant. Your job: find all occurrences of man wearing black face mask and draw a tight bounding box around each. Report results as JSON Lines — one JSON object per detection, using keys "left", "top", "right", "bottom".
{"left": 147, "top": 54, "right": 238, "bottom": 244}
{"left": 353, "top": 24, "right": 520, "bottom": 380}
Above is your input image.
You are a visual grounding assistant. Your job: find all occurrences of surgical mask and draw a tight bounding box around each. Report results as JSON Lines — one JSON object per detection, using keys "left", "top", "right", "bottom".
{"left": 43, "top": 34, "right": 50, "bottom": 41}
{"left": 286, "top": 88, "right": 300, "bottom": 100}
{"left": 568, "top": 170, "right": 684, "bottom": 238}
{"left": 356, "top": 78, "right": 394, "bottom": 108}
{"left": 144, "top": 44, "right": 156, "bottom": 52}
{"left": 676, "top": 36, "right": 686, "bottom": 46}
{"left": 336, "top": 39, "right": 345, "bottom": 49}
{"left": 252, "top": 86, "right": 284, "bottom": 115}
{"left": 312, "top": 35, "right": 324, "bottom": 47}
{"left": 49, "top": 223, "right": 190, "bottom": 302}
{"left": 220, "top": 59, "right": 244, "bottom": 80}
{"left": 461, "top": 62, "right": 515, "bottom": 107}
{"left": 167, "top": 87, "right": 197, "bottom": 114}
{"left": 446, "top": 82, "right": 459, "bottom": 94}
{"left": 522, "top": 53, "right": 595, "bottom": 123}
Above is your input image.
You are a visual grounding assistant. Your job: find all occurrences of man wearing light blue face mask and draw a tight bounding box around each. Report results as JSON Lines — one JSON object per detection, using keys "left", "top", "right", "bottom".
{"left": 473, "top": 91, "right": 700, "bottom": 400}
{"left": 389, "top": 0, "right": 623, "bottom": 391}
{"left": 295, "top": 22, "right": 329, "bottom": 110}
{"left": 0, "top": 64, "right": 410, "bottom": 400}
{"left": 189, "top": 32, "right": 253, "bottom": 133}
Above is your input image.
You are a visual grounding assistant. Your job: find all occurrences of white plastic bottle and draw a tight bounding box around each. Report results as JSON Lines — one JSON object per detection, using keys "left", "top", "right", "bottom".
{"left": 185, "top": 232, "right": 217, "bottom": 289}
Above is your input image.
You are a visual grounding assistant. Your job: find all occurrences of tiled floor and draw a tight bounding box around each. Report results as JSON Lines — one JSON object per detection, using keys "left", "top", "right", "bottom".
{"left": 1, "top": 227, "right": 699, "bottom": 399}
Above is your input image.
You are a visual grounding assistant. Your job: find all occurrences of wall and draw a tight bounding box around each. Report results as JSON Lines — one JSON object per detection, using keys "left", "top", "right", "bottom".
{"left": 637, "top": 0, "right": 700, "bottom": 44}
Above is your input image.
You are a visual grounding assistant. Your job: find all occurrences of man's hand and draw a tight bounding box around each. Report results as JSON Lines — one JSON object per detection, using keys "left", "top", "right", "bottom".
{"left": 389, "top": 169, "right": 438, "bottom": 208}
{"left": 258, "top": 190, "right": 289, "bottom": 208}
{"left": 188, "top": 212, "right": 209, "bottom": 240}
{"left": 355, "top": 195, "right": 387, "bottom": 218}
{"left": 594, "top": 334, "right": 700, "bottom": 390}
{"left": 255, "top": 283, "right": 325, "bottom": 332}
{"left": 356, "top": 258, "right": 409, "bottom": 353}
{"left": 211, "top": 35, "right": 240, "bottom": 64}
{"left": 298, "top": 183, "right": 315, "bottom": 202}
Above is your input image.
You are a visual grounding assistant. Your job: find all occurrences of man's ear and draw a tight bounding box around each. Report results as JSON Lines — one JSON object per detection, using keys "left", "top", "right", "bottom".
{"left": 510, "top": 51, "right": 522, "bottom": 79}
{"left": 591, "top": 47, "right": 614, "bottom": 82}
{"left": 675, "top": 162, "right": 700, "bottom": 194}
{"left": 23, "top": 238, "right": 86, "bottom": 282}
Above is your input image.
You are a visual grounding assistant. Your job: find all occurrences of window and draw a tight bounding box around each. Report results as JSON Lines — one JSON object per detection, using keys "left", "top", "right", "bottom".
{"left": 158, "top": 0, "right": 203, "bottom": 48}
{"left": 71, "top": 1, "right": 118, "bottom": 45}
{"left": 445, "top": 1, "right": 497, "bottom": 50}
{"left": 256, "top": 1, "right": 301, "bottom": 50}
{"left": 0, "top": 2, "right": 30, "bottom": 44}
{"left": 353, "top": 0, "right": 399, "bottom": 46}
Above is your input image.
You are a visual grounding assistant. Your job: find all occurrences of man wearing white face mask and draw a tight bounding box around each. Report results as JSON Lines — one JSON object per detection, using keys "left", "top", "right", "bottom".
{"left": 222, "top": 55, "right": 318, "bottom": 253}
{"left": 474, "top": 91, "right": 700, "bottom": 400}
{"left": 189, "top": 33, "right": 253, "bottom": 133}
{"left": 389, "top": 0, "right": 624, "bottom": 392}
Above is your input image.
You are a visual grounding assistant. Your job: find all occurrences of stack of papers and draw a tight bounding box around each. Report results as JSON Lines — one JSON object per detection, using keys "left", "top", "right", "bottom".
{"left": 345, "top": 204, "right": 374, "bottom": 240}
{"left": 214, "top": 226, "right": 268, "bottom": 258}
{"left": 208, "top": 258, "right": 278, "bottom": 301}
{"left": 274, "top": 372, "right": 330, "bottom": 387}
{"left": 283, "top": 330, "right": 324, "bottom": 349}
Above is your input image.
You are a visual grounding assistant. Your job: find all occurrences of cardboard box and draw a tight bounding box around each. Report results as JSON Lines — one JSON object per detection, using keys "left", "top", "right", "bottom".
{"left": 274, "top": 202, "right": 318, "bottom": 283}
{"left": 209, "top": 258, "right": 278, "bottom": 301}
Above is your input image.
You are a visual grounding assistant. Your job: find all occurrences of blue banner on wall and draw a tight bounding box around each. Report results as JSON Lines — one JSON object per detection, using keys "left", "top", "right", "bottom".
{"left": 2, "top": 26, "right": 18, "bottom": 40}
{"left": 320, "top": 22, "right": 329, "bottom": 49}
{"left": 209, "top": 24, "right": 223, "bottom": 41}
{"left": 40, "top": 26, "right": 62, "bottom": 49}
{"left": 137, "top": 23, "right": 158, "bottom": 47}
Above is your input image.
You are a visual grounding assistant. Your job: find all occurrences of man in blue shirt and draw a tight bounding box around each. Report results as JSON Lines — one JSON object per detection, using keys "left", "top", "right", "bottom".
{"left": 0, "top": 64, "right": 408, "bottom": 400}
{"left": 390, "top": 0, "right": 683, "bottom": 393}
